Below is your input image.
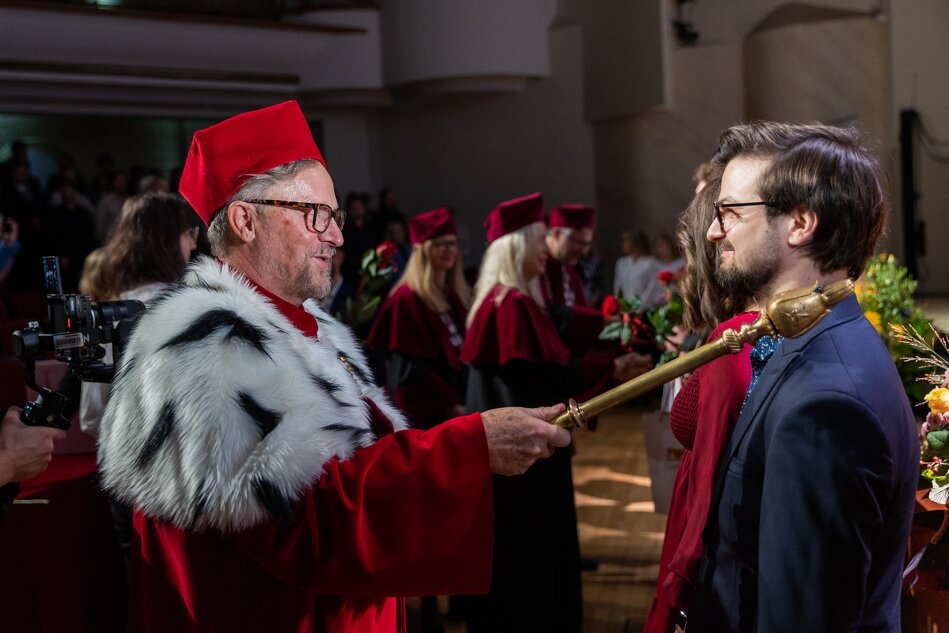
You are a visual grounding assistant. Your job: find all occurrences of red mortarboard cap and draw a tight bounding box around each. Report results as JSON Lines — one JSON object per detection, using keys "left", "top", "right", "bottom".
{"left": 483, "top": 192, "right": 545, "bottom": 243}
{"left": 179, "top": 101, "right": 326, "bottom": 225}
{"left": 409, "top": 207, "right": 457, "bottom": 245}
{"left": 549, "top": 204, "right": 595, "bottom": 230}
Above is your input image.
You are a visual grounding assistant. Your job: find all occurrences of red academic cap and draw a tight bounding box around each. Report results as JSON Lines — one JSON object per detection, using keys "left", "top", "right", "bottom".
{"left": 409, "top": 207, "right": 457, "bottom": 245}
{"left": 483, "top": 192, "right": 545, "bottom": 243}
{"left": 179, "top": 101, "right": 326, "bottom": 225}
{"left": 549, "top": 204, "right": 594, "bottom": 230}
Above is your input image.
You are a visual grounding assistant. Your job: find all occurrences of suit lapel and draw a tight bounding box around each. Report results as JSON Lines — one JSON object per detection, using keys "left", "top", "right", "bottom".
{"left": 706, "top": 294, "right": 864, "bottom": 515}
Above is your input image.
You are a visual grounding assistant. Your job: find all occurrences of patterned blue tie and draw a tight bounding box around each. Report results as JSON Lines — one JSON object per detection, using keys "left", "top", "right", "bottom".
{"left": 741, "top": 335, "right": 783, "bottom": 412}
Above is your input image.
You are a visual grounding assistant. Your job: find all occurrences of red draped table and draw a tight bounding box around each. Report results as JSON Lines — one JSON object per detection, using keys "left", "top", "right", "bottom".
{"left": 902, "top": 490, "right": 949, "bottom": 633}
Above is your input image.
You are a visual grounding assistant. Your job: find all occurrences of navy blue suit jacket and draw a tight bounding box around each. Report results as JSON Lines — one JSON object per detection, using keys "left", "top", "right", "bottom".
{"left": 696, "top": 294, "right": 918, "bottom": 633}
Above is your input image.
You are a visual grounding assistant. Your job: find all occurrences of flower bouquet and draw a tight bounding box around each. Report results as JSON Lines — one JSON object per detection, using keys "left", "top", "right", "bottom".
{"left": 896, "top": 323, "right": 949, "bottom": 591}
{"left": 338, "top": 241, "right": 399, "bottom": 330}
{"left": 647, "top": 269, "right": 685, "bottom": 365}
{"left": 599, "top": 269, "right": 685, "bottom": 365}
{"left": 598, "top": 293, "right": 653, "bottom": 353}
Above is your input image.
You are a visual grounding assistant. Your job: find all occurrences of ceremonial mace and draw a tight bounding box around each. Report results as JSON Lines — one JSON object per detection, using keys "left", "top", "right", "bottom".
{"left": 551, "top": 279, "right": 855, "bottom": 430}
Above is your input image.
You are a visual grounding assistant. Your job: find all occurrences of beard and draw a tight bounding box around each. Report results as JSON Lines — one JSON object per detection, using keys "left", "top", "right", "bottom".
{"left": 264, "top": 246, "right": 336, "bottom": 303}
{"left": 713, "top": 232, "right": 780, "bottom": 298}
{"left": 296, "top": 248, "right": 335, "bottom": 301}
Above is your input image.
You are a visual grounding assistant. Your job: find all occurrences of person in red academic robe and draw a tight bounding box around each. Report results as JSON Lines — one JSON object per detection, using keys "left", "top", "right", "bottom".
{"left": 368, "top": 206, "right": 470, "bottom": 430}
{"left": 643, "top": 173, "right": 757, "bottom": 633}
{"left": 456, "top": 192, "right": 652, "bottom": 633}
{"left": 96, "top": 102, "right": 573, "bottom": 633}
{"left": 539, "top": 204, "right": 605, "bottom": 356}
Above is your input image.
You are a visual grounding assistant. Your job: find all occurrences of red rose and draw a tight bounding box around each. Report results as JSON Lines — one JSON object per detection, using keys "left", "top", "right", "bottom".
{"left": 375, "top": 240, "right": 397, "bottom": 262}
{"left": 657, "top": 270, "right": 675, "bottom": 285}
{"left": 601, "top": 294, "right": 621, "bottom": 318}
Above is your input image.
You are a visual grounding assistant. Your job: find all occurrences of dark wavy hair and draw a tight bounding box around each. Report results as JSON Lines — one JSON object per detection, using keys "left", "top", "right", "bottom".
{"left": 712, "top": 121, "right": 887, "bottom": 279}
{"left": 99, "top": 192, "right": 196, "bottom": 299}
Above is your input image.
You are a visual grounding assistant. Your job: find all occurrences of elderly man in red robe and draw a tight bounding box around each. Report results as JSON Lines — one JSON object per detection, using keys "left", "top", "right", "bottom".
{"left": 539, "top": 204, "right": 606, "bottom": 355}
{"left": 96, "top": 101, "right": 570, "bottom": 633}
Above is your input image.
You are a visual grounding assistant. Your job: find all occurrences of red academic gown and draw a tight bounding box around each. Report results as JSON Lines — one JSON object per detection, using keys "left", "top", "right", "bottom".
{"left": 127, "top": 289, "right": 495, "bottom": 633}
{"left": 643, "top": 312, "right": 756, "bottom": 633}
{"left": 366, "top": 283, "right": 466, "bottom": 428}
{"left": 457, "top": 285, "right": 614, "bottom": 633}
{"left": 540, "top": 259, "right": 605, "bottom": 356}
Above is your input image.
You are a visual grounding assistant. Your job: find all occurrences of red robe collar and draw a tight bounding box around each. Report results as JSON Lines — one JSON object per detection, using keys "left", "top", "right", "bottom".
{"left": 233, "top": 263, "right": 318, "bottom": 338}
{"left": 366, "top": 284, "right": 466, "bottom": 371}
{"left": 460, "top": 284, "right": 570, "bottom": 367}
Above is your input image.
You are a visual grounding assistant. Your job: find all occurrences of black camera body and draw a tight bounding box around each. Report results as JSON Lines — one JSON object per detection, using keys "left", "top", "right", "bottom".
{"left": 12, "top": 256, "right": 145, "bottom": 428}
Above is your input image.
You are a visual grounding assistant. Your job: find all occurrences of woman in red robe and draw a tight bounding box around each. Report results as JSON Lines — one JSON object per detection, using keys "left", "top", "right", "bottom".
{"left": 458, "top": 192, "right": 651, "bottom": 633}
{"left": 368, "top": 207, "right": 471, "bottom": 430}
{"left": 644, "top": 172, "right": 758, "bottom": 633}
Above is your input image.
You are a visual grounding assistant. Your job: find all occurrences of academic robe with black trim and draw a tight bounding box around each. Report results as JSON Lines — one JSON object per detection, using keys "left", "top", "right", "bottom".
{"left": 98, "top": 257, "right": 494, "bottom": 633}
{"left": 367, "top": 283, "right": 467, "bottom": 429}
{"left": 457, "top": 284, "right": 615, "bottom": 633}
{"left": 541, "top": 259, "right": 606, "bottom": 356}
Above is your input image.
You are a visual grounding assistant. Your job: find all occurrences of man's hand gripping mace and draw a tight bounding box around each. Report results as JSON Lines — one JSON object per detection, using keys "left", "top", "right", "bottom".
{"left": 552, "top": 279, "right": 855, "bottom": 429}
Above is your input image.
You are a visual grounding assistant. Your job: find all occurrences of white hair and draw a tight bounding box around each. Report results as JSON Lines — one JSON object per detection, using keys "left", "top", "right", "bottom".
{"left": 206, "top": 159, "right": 322, "bottom": 257}
{"left": 467, "top": 221, "right": 546, "bottom": 327}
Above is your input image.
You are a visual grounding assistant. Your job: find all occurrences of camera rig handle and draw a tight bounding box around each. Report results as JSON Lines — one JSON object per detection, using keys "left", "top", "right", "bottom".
{"left": 11, "top": 322, "right": 72, "bottom": 430}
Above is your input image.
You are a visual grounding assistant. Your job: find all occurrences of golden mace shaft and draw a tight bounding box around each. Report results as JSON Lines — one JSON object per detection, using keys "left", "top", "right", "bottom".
{"left": 552, "top": 278, "right": 854, "bottom": 430}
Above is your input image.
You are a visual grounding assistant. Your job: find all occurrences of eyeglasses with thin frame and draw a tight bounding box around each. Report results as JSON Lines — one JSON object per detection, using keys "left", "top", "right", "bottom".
{"left": 247, "top": 199, "right": 347, "bottom": 233}
{"left": 712, "top": 201, "right": 772, "bottom": 233}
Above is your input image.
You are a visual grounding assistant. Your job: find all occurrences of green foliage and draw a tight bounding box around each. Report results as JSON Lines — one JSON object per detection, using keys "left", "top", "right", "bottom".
{"left": 857, "top": 253, "right": 934, "bottom": 404}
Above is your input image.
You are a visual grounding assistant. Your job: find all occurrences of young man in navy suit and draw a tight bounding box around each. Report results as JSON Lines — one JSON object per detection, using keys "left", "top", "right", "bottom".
{"left": 692, "top": 122, "right": 918, "bottom": 633}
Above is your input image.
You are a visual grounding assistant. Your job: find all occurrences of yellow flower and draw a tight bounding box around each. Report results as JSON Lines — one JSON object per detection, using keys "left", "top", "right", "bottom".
{"left": 888, "top": 322, "right": 905, "bottom": 335}
{"left": 926, "top": 388, "right": 949, "bottom": 415}
{"left": 864, "top": 310, "right": 882, "bottom": 334}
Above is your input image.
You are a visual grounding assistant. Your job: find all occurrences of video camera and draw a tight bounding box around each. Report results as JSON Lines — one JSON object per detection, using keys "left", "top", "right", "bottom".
{"left": 11, "top": 256, "right": 145, "bottom": 429}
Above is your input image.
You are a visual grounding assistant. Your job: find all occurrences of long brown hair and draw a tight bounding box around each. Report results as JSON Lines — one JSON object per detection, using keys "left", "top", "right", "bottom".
{"left": 98, "top": 192, "right": 196, "bottom": 299}
{"left": 393, "top": 239, "right": 472, "bottom": 314}
{"left": 676, "top": 171, "right": 755, "bottom": 331}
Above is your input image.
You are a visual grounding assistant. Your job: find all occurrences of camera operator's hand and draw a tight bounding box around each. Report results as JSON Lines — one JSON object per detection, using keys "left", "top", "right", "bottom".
{"left": 481, "top": 404, "right": 570, "bottom": 476}
{"left": 0, "top": 407, "right": 66, "bottom": 486}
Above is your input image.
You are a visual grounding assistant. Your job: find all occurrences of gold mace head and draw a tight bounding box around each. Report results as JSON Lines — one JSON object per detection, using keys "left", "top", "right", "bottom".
{"left": 757, "top": 277, "right": 854, "bottom": 339}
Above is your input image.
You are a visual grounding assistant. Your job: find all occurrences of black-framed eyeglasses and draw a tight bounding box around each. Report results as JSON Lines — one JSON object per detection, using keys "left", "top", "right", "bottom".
{"left": 712, "top": 201, "right": 771, "bottom": 233}
{"left": 247, "top": 199, "right": 347, "bottom": 233}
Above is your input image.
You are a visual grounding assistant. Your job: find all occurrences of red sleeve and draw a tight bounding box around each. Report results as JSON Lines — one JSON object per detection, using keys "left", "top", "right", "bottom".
{"left": 234, "top": 413, "right": 493, "bottom": 596}
{"left": 561, "top": 305, "right": 605, "bottom": 356}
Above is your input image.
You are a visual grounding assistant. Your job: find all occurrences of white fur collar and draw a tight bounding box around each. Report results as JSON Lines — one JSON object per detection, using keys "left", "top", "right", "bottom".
{"left": 98, "top": 256, "right": 407, "bottom": 532}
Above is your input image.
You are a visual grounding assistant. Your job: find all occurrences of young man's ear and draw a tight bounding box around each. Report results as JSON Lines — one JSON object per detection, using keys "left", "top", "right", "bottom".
{"left": 227, "top": 201, "right": 260, "bottom": 244}
{"left": 786, "top": 205, "right": 818, "bottom": 247}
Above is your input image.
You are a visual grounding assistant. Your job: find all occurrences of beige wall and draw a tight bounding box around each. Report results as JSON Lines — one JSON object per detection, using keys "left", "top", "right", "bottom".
{"left": 378, "top": 18, "right": 594, "bottom": 269}
{"left": 891, "top": 1, "right": 949, "bottom": 294}
{"left": 593, "top": 41, "right": 744, "bottom": 286}
{"left": 745, "top": 16, "right": 892, "bottom": 251}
